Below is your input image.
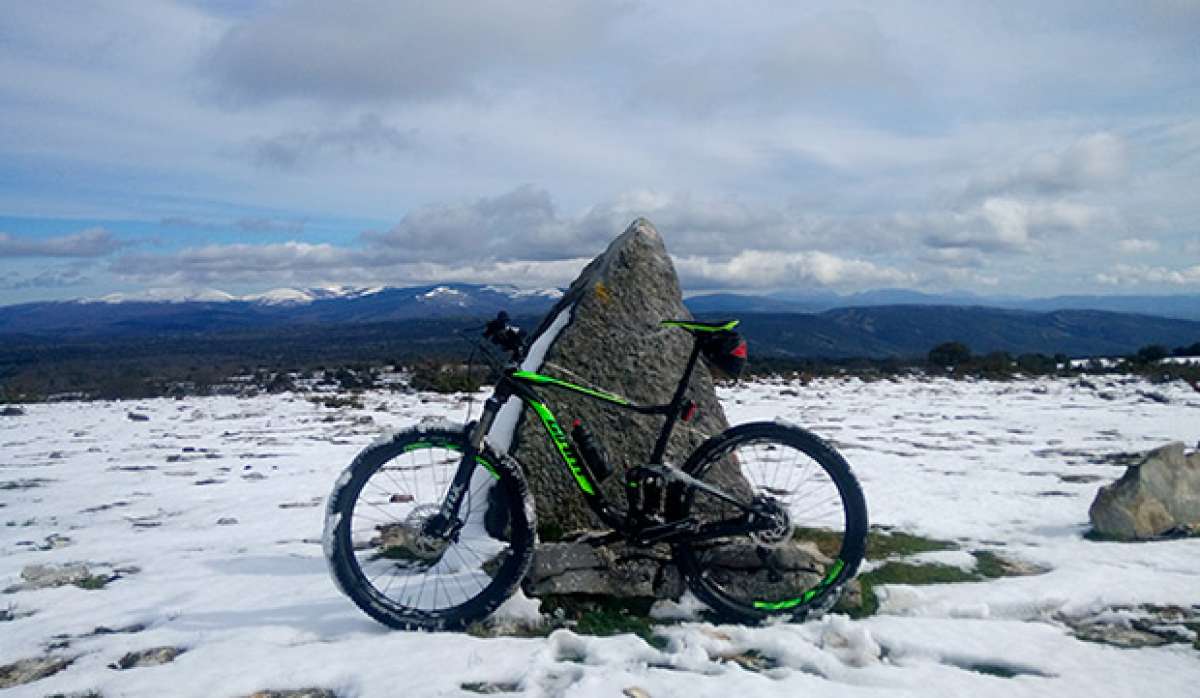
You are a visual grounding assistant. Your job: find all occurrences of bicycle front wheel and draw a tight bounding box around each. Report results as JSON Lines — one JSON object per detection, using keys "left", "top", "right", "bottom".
{"left": 323, "top": 424, "right": 534, "bottom": 630}
{"left": 667, "top": 422, "right": 867, "bottom": 623}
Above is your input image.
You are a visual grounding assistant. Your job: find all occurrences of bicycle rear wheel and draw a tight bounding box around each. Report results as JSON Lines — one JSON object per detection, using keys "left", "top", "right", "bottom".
{"left": 323, "top": 424, "right": 534, "bottom": 630}
{"left": 667, "top": 421, "right": 867, "bottom": 623}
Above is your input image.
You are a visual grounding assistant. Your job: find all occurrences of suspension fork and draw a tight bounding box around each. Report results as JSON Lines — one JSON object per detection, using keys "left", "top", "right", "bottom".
{"left": 426, "top": 394, "right": 505, "bottom": 538}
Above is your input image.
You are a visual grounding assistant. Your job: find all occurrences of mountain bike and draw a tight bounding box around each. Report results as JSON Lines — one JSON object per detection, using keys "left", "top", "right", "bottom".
{"left": 323, "top": 313, "right": 868, "bottom": 630}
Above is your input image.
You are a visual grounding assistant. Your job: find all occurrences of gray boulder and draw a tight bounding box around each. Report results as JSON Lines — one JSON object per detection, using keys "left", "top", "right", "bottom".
{"left": 1089, "top": 442, "right": 1200, "bottom": 539}
{"left": 487, "top": 218, "right": 734, "bottom": 535}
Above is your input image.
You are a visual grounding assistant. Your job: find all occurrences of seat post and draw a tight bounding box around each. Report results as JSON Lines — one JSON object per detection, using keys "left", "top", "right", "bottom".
{"left": 649, "top": 336, "right": 704, "bottom": 464}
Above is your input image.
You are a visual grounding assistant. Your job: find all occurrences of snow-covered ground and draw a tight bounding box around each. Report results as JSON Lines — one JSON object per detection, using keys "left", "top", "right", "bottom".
{"left": 2, "top": 376, "right": 1199, "bottom": 697}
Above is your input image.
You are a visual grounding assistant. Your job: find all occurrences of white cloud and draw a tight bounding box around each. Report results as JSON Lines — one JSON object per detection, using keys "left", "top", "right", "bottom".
{"left": 2, "top": 3, "right": 1198, "bottom": 303}
{"left": 1096, "top": 263, "right": 1200, "bottom": 286}
{"left": 205, "top": 1, "right": 628, "bottom": 104}
{"left": 112, "top": 241, "right": 357, "bottom": 284}
{"left": 0, "top": 228, "right": 125, "bottom": 258}
{"left": 675, "top": 250, "right": 916, "bottom": 289}
{"left": 1117, "top": 238, "right": 1161, "bottom": 254}
{"left": 916, "top": 197, "right": 1101, "bottom": 253}
{"left": 0, "top": 267, "right": 90, "bottom": 290}
{"left": 250, "top": 114, "right": 418, "bottom": 171}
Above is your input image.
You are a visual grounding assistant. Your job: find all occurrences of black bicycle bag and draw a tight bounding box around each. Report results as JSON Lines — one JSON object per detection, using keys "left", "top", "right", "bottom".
{"left": 700, "top": 330, "right": 748, "bottom": 378}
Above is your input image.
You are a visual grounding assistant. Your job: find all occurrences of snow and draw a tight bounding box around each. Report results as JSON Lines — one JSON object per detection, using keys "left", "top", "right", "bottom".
{"left": 243, "top": 288, "right": 316, "bottom": 305}
{"left": 2, "top": 376, "right": 1199, "bottom": 696}
{"left": 86, "top": 288, "right": 240, "bottom": 304}
{"left": 418, "top": 286, "right": 468, "bottom": 304}
{"left": 1161, "top": 356, "right": 1200, "bottom": 365}
{"left": 483, "top": 285, "right": 565, "bottom": 301}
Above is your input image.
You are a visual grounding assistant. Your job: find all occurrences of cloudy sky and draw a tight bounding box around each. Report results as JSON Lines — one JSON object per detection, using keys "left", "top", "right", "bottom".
{"left": 1, "top": 1, "right": 1198, "bottom": 305}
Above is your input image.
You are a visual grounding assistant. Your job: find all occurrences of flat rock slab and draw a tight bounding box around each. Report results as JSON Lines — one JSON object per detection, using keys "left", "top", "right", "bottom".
{"left": 1061, "top": 605, "right": 1200, "bottom": 650}
{"left": 0, "top": 655, "right": 74, "bottom": 689}
{"left": 525, "top": 541, "right": 680, "bottom": 598}
{"left": 525, "top": 538, "right": 831, "bottom": 601}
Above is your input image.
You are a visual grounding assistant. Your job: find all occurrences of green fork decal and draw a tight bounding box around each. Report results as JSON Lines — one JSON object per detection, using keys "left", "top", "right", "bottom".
{"left": 527, "top": 400, "right": 595, "bottom": 495}
{"left": 403, "top": 441, "right": 499, "bottom": 479}
{"left": 752, "top": 558, "right": 846, "bottom": 611}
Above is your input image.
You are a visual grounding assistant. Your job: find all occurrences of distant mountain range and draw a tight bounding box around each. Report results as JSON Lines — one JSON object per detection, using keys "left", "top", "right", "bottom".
{"left": 733, "top": 307, "right": 1200, "bottom": 359}
{"left": 1, "top": 284, "right": 1199, "bottom": 359}
{"left": 0, "top": 284, "right": 563, "bottom": 336}
{"left": 686, "top": 288, "right": 1200, "bottom": 321}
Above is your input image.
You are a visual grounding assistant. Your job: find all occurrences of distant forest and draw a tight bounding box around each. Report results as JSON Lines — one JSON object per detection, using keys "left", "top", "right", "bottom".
{"left": 2, "top": 311, "right": 1198, "bottom": 402}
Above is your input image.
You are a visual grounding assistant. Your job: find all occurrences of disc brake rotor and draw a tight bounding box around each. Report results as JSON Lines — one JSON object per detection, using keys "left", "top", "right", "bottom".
{"left": 749, "top": 497, "right": 794, "bottom": 546}
{"left": 373, "top": 504, "right": 451, "bottom": 563}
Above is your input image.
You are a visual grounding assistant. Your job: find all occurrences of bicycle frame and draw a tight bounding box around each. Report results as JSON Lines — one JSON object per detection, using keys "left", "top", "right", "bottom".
{"left": 432, "top": 337, "right": 708, "bottom": 537}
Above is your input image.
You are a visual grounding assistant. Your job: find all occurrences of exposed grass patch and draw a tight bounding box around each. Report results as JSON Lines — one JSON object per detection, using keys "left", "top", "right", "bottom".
{"left": 850, "top": 561, "right": 980, "bottom": 619}
{"left": 794, "top": 526, "right": 957, "bottom": 560}
{"left": 862, "top": 561, "right": 980, "bottom": 586}
{"left": 866, "top": 528, "right": 958, "bottom": 559}
{"left": 74, "top": 574, "right": 114, "bottom": 590}
{"left": 538, "top": 595, "right": 660, "bottom": 642}
{"left": 970, "top": 550, "right": 1009, "bottom": 578}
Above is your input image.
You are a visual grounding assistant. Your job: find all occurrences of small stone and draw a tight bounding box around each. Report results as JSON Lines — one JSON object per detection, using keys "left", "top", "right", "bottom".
{"left": 461, "top": 682, "right": 521, "bottom": 695}
{"left": 217, "top": 517, "right": 239, "bottom": 525}
{"left": 245, "top": 690, "right": 337, "bottom": 698}
{"left": 622, "top": 688, "right": 652, "bottom": 698}
{"left": 127, "top": 412, "right": 150, "bottom": 422}
{"left": 1073, "top": 623, "right": 1168, "bottom": 648}
{"left": 109, "top": 646, "right": 184, "bottom": 670}
{"left": 0, "top": 406, "right": 26, "bottom": 417}
{"left": 18, "top": 563, "right": 92, "bottom": 589}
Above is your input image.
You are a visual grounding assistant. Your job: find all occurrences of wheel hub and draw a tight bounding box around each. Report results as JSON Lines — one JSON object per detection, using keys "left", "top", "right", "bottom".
{"left": 750, "top": 497, "right": 793, "bottom": 546}
{"left": 373, "top": 504, "right": 450, "bottom": 563}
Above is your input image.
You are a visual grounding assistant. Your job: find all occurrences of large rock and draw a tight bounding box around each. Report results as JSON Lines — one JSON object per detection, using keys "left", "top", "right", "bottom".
{"left": 1089, "top": 442, "right": 1200, "bottom": 540}
{"left": 487, "top": 218, "right": 734, "bottom": 536}
{"left": 524, "top": 541, "right": 682, "bottom": 598}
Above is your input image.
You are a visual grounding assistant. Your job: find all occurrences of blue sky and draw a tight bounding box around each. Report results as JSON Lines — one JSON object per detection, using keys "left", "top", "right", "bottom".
{"left": 1, "top": 1, "right": 1198, "bottom": 305}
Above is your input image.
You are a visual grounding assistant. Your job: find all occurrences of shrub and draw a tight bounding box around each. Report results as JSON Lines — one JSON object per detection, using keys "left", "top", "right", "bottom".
{"left": 928, "top": 342, "right": 972, "bottom": 368}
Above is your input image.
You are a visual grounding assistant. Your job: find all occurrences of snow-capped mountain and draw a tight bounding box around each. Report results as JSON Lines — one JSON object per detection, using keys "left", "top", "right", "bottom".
{"left": 82, "top": 284, "right": 557, "bottom": 308}
{"left": 0, "top": 284, "right": 565, "bottom": 336}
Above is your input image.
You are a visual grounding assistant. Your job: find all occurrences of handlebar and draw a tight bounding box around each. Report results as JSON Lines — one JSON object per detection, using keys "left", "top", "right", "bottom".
{"left": 483, "top": 311, "right": 526, "bottom": 360}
